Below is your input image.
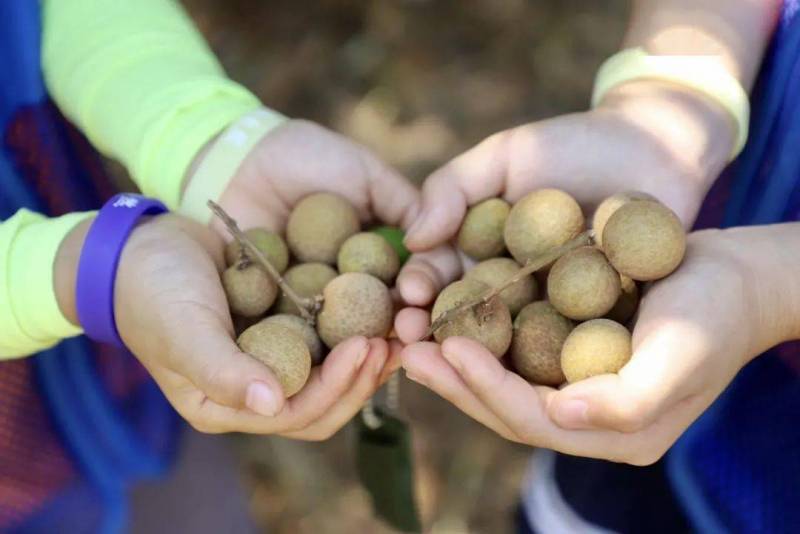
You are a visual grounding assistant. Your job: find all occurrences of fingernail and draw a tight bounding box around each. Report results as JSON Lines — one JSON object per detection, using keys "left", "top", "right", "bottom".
{"left": 405, "top": 211, "right": 428, "bottom": 242}
{"left": 441, "top": 348, "right": 463, "bottom": 373}
{"left": 355, "top": 342, "right": 370, "bottom": 369}
{"left": 554, "top": 399, "right": 589, "bottom": 429}
{"left": 246, "top": 381, "right": 280, "bottom": 417}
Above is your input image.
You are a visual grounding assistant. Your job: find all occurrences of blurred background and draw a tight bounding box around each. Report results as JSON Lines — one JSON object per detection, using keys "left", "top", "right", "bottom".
{"left": 180, "top": 1, "right": 629, "bottom": 532}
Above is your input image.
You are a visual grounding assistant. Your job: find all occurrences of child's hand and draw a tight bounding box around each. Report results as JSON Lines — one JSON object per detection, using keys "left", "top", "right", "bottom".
{"left": 394, "top": 80, "right": 735, "bottom": 313}
{"left": 400, "top": 225, "right": 799, "bottom": 464}
{"left": 202, "top": 119, "right": 420, "bottom": 240}
{"left": 92, "top": 214, "right": 396, "bottom": 438}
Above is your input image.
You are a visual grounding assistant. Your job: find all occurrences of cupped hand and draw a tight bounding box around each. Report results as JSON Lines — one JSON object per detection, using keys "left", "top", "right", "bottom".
{"left": 114, "top": 214, "right": 401, "bottom": 439}
{"left": 400, "top": 227, "right": 790, "bottom": 465}
{"left": 208, "top": 118, "right": 420, "bottom": 237}
{"left": 394, "top": 80, "right": 735, "bottom": 327}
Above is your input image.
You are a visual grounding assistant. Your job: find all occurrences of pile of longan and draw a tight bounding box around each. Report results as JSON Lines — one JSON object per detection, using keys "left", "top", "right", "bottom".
{"left": 433, "top": 189, "right": 686, "bottom": 385}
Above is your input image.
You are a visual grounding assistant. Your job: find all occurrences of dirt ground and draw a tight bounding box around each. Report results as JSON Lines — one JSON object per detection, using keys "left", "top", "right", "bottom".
{"left": 178, "top": 1, "right": 630, "bottom": 532}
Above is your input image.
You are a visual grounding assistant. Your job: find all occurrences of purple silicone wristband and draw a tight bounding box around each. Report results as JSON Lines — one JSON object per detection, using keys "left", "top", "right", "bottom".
{"left": 76, "top": 194, "right": 167, "bottom": 347}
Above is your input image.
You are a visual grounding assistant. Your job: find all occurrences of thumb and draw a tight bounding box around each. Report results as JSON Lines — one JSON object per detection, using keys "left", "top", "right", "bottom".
{"left": 166, "top": 307, "right": 287, "bottom": 417}
{"left": 547, "top": 318, "right": 707, "bottom": 433}
{"left": 404, "top": 131, "right": 510, "bottom": 251}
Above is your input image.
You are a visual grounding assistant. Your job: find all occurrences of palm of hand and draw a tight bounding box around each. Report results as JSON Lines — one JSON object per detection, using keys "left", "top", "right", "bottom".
{"left": 400, "top": 228, "right": 755, "bottom": 465}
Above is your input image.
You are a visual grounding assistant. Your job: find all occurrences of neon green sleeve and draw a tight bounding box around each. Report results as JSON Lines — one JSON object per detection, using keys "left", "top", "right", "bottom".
{"left": 41, "top": 0, "right": 262, "bottom": 209}
{"left": 0, "top": 210, "right": 94, "bottom": 359}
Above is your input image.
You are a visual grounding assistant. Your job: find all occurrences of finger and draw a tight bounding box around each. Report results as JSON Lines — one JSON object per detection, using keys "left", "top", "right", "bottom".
{"left": 394, "top": 307, "right": 431, "bottom": 345}
{"left": 175, "top": 336, "right": 371, "bottom": 434}
{"left": 396, "top": 246, "right": 464, "bottom": 307}
{"left": 437, "top": 337, "right": 559, "bottom": 442}
{"left": 405, "top": 132, "right": 510, "bottom": 250}
{"left": 380, "top": 338, "right": 405, "bottom": 382}
{"left": 401, "top": 342, "right": 519, "bottom": 441}
{"left": 281, "top": 337, "right": 389, "bottom": 441}
{"left": 359, "top": 149, "right": 423, "bottom": 230}
{"left": 163, "top": 306, "right": 287, "bottom": 417}
{"left": 546, "top": 268, "right": 737, "bottom": 432}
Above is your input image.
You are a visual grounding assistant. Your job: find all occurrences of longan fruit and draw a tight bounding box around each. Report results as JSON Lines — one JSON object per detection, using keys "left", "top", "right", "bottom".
{"left": 225, "top": 229, "right": 289, "bottom": 273}
{"left": 275, "top": 263, "right": 338, "bottom": 316}
{"left": 223, "top": 262, "right": 277, "bottom": 317}
{"left": 463, "top": 257, "right": 537, "bottom": 316}
{"left": 592, "top": 191, "right": 655, "bottom": 247}
{"left": 561, "top": 319, "right": 632, "bottom": 383}
{"left": 431, "top": 279, "right": 512, "bottom": 358}
{"left": 316, "top": 273, "right": 393, "bottom": 348}
{"left": 602, "top": 200, "right": 686, "bottom": 281}
{"left": 511, "top": 301, "right": 573, "bottom": 386}
{"left": 237, "top": 321, "right": 312, "bottom": 397}
{"left": 261, "top": 314, "right": 325, "bottom": 365}
{"left": 504, "top": 189, "right": 585, "bottom": 264}
{"left": 547, "top": 246, "right": 620, "bottom": 320}
{"left": 457, "top": 198, "right": 511, "bottom": 260}
{"left": 286, "top": 193, "right": 360, "bottom": 264}
{"left": 337, "top": 232, "right": 400, "bottom": 284}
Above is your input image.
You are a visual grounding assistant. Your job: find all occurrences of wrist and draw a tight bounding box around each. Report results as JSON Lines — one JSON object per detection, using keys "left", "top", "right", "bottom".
{"left": 54, "top": 217, "right": 94, "bottom": 327}
{"left": 716, "top": 223, "right": 800, "bottom": 357}
{"left": 597, "top": 79, "right": 735, "bottom": 183}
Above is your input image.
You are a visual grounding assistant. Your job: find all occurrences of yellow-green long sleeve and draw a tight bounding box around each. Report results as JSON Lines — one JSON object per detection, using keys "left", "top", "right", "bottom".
{"left": 0, "top": 210, "right": 94, "bottom": 359}
{"left": 41, "top": 0, "right": 262, "bottom": 209}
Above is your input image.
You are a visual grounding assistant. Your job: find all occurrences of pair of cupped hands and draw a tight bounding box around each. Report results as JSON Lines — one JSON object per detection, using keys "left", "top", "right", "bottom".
{"left": 117, "top": 81, "right": 766, "bottom": 465}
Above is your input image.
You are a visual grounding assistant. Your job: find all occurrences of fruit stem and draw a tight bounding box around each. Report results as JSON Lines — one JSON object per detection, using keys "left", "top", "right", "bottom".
{"left": 424, "top": 230, "right": 594, "bottom": 339}
{"left": 208, "top": 200, "right": 320, "bottom": 324}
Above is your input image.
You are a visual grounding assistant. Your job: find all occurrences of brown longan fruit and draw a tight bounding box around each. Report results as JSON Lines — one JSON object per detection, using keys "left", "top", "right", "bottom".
{"left": 225, "top": 229, "right": 289, "bottom": 273}
{"left": 316, "top": 273, "right": 393, "bottom": 348}
{"left": 457, "top": 198, "right": 511, "bottom": 260}
{"left": 237, "top": 321, "right": 311, "bottom": 397}
{"left": 511, "top": 301, "right": 573, "bottom": 386}
{"left": 463, "top": 257, "right": 537, "bottom": 316}
{"left": 223, "top": 262, "right": 277, "bottom": 317}
{"left": 561, "top": 319, "right": 632, "bottom": 383}
{"left": 591, "top": 191, "right": 655, "bottom": 247}
{"left": 602, "top": 200, "right": 686, "bottom": 281}
{"left": 431, "top": 279, "right": 512, "bottom": 358}
{"left": 504, "top": 189, "right": 585, "bottom": 264}
{"left": 547, "top": 246, "right": 621, "bottom": 320}
{"left": 337, "top": 232, "right": 400, "bottom": 284}
{"left": 275, "top": 263, "right": 338, "bottom": 316}
{"left": 286, "top": 193, "right": 360, "bottom": 264}
{"left": 261, "top": 314, "right": 325, "bottom": 365}
{"left": 605, "top": 275, "right": 639, "bottom": 324}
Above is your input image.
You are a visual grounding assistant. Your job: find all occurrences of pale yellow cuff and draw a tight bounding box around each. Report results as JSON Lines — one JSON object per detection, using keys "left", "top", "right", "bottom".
{"left": 592, "top": 47, "right": 750, "bottom": 160}
{"left": 179, "top": 107, "right": 287, "bottom": 224}
{"left": 137, "top": 84, "right": 262, "bottom": 209}
{"left": 0, "top": 210, "right": 94, "bottom": 359}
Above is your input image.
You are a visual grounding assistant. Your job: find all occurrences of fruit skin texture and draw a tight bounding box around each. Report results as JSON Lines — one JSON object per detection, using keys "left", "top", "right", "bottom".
{"left": 286, "top": 192, "right": 361, "bottom": 264}
{"left": 561, "top": 319, "right": 632, "bottom": 383}
{"left": 504, "top": 189, "right": 584, "bottom": 264}
{"left": 605, "top": 275, "right": 639, "bottom": 324}
{"left": 275, "top": 263, "right": 338, "bottom": 316}
{"left": 431, "top": 279, "right": 512, "bottom": 358}
{"left": 261, "top": 314, "right": 325, "bottom": 365}
{"left": 225, "top": 228, "right": 289, "bottom": 273}
{"left": 237, "top": 322, "right": 312, "bottom": 397}
{"left": 592, "top": 191, "right": 655, "bottom": 247}
{"left": 547, "top": 246, "right": 621, "bottom": 320}
{"left": 457, "top": 198, "right": 511, "bottom": 260}
{"left": 602, "top": 199, "right": 686, "bottom": 281}
{"left": 317, "top": 273, "right": 393, "bottom": 348}
{"left": 463, "top": 257, "right": 537, "bottom": 316}
{"left": 337, "top": 232, "right": 400, "bottom": 284}
{"left": 511, "top": 301, "right": 573, "bottom": 386}
{"left": 223, "top": 262, "right": 277, "bottom": 317}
